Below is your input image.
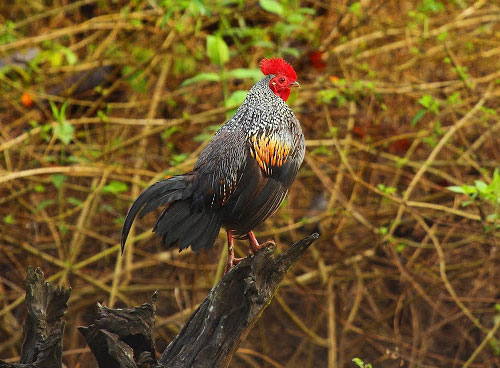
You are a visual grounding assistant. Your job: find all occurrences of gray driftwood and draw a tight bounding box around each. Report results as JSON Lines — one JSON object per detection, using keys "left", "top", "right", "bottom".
{"left": 0, "top": 233, "right": 318, "bottom": 368}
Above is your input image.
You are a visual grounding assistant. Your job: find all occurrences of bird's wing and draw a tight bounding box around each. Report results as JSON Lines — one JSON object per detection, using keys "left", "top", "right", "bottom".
{"left": 223, "top": 120, "right": 305, "bottom": 233}
{"left": 193, "top": 127, "right": 249, "bottom": 210}
{"left": 247, "top": 118, "right": 304, "bottom": 186}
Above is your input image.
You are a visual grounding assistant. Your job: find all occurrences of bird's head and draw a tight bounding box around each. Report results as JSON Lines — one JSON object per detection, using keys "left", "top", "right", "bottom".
{"left": 259, "top": 57, "right": 299, "bottom": 102}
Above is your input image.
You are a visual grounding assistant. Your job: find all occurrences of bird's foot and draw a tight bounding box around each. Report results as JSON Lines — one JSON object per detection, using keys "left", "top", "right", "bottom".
{"left": 225, "top": 255, "right": 243, "bottom": 274}
{"left": 225, "top": 230, "right": 243, "bottom": 274}
{"left": 248, "top": 231, "right": 275, "bottom": 254}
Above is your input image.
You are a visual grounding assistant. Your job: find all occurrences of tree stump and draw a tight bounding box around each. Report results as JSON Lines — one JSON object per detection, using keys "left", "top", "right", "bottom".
{"left": 0, "top": 266, "right": 71, "bottom": 368}
{"left": 0, "top": 233, "right": 319, "bottom": 368}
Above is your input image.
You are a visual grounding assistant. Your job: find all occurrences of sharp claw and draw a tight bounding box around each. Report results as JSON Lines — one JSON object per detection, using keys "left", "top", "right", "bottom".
{"left": 224, "top": 231, "right": 275, "bottom": 273}
{"left": 225, "top": 256, "right": 243, "bottom": 273}
{"left": 247, "top": 231, "right": 275, "bottom": 253}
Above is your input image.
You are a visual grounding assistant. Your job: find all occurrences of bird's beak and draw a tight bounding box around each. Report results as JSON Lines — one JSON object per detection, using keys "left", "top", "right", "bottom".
{"left": 290, "top": 81, "right": 300, "bottom": 88}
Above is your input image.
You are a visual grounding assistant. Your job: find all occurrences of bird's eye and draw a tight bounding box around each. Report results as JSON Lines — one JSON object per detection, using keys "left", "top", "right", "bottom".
{"left": 279, "top": 77, "right": 285, "bottom": 83}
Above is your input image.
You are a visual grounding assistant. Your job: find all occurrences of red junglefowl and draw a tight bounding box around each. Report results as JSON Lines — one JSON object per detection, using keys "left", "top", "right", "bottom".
{"left": 121, "top": 57, "right": 305, "bottom": 272}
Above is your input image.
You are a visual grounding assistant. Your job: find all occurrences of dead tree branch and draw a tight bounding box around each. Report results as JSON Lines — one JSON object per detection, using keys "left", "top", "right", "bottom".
{"left": 0, "top": 233, "right": 318, "bottom": 368}
{"left": 158, "top": 233, "right": 319, "bottom": 368}
{"left": 0, "top": 266, "right": 70, "bottom": 368}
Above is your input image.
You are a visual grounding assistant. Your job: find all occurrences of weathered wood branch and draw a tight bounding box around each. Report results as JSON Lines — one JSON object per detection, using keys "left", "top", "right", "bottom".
{"left": 158, "top": 233, "right": 319, "bottom": 368}
{"left": 0, "top": 266, "right": 71, "bottom": 368}
{"left": 78, "top": 296, "right": 158, "bottom": 368}
{"left": 0, "top": 233, "right": 318, "bottom": 368}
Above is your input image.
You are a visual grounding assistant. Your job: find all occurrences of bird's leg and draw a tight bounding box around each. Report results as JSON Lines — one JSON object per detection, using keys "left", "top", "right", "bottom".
{"left": 225, "top": 230, "right": 243, "bottom": 274}
{"left": 247, "top": 231, "right": 275, "bottom": 254}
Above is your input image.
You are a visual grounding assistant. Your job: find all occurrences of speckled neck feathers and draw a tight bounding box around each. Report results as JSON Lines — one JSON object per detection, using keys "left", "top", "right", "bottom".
{"left": 216, "top": 75, "right": 297, "bottom": 138}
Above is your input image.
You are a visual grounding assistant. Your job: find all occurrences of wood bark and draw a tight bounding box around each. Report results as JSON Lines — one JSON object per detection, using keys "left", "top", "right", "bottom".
{"left": 0, "top": 233, "right": 318, "bottom": 368}
{"left": 0, "top": 266, "right": 70, "bottom": 368}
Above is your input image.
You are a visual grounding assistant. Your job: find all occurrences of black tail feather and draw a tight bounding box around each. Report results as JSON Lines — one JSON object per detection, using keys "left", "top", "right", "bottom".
{"left": 138, "top": 188, "right": 184, "bottom": 218}
{"left": 181, "top": 211, "right": 220, "bottom": 251}
{"left": 121, "top": 175, "right": 191, "bottom": 252}
{"left": 192, "top": 214, "right": 221, "bottom": 251}
{"left": 121, "top": 174, "right": 221, "bottom": 253}
{"left": 155, "top": 201, "right": 221, "bottom": 251}
{"left": 178, "top": 213, "right": 211, "bottom": 250}
{"left": 157, "top": 202, "right": 191, "bottom": 245}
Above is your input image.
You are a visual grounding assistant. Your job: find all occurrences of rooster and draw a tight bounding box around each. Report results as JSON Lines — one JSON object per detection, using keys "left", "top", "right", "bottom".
{"left": 121, "top": 57, "right": 305, "bottom": 272}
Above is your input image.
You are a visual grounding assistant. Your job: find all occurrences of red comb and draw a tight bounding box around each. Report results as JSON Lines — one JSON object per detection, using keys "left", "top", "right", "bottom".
{"left": 259, "top": 57, "right": 297, "bottom": 81}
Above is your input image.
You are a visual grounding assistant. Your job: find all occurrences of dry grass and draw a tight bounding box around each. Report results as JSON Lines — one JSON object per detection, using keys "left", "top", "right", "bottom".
{"left": 1, "top": 0, "right": 500, "bottom": 367}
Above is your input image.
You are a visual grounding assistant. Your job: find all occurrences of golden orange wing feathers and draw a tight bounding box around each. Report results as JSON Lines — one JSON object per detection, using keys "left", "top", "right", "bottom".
{"left": 249, "top": 132, "right": 291, "bottom": 176}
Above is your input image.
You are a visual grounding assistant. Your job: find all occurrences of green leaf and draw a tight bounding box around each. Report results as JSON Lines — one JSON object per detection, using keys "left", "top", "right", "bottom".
{"left": 97, "top": 110, "right": 109, "bottom": 123}
{"left": 474, "top": 180, "right": 488, "bottom": 193}
{"left": 60, "top": 101, "right": 69, "bottom": 120}
{"left": 3, "top": 214, "right": 16, "bottom": 224}
{"left": 161, "top": 126, "right": 180, "bottom": 140}
{"left": 206, "top": 35, "right": 229, "bottom": 67}
{"left": 122, "top": 67, "right": 148, "bottom": 93}
{"left": 193, "top": 132, "right": 214, "bottom": 143}
{"left": 54, "top": 121, "right": 74, "bottom": 145}
{"left": 114, "top": 215, "right": 125, "bottom": 225}
{"left": 396, "top": 243, "right": 406, "bottom": 253}
{"left": 253, "top": 40, "right": 275, "bottom": 49}
{"left": 225, "top": 90, "right": 247, "bottom": 107}
{"left": 67, "top": 197, "right": 82, "bottom": 206}
{"left": 448, "top": 186, "right": 466, "bottom": 194}
{"left": 48, "top": 50, "right": 63, "bottom": 67}
{"left": 349, "top": 2, "right": 362, "bottom": 17}
{"left": 487, "top": 213, "right": 499, "bottom": 222}
{"left": 419, "top": 0, "right": 444, "bottom": 14}
{"left": 130, "top": 19, "right": 143, "bottom": 28}
{"left": 225, "top": 68, "right": 262, "bottom": 81}
{"left": 352, "top": 358, "right": 364, "bottom": 368}
{"left": 282, "top": 47, "right": 300, "bottom": 58}
{"left": 288, "top": 13, "right": 304, "bottom": 24}
{"left": 318, "top": 89, "right": 339, "bottom": 104}
{"left": 449, "top": 185, "right": 478, "bottom": 196}
{"left": 423, "top": 136, "right": 437, "bottom": 148}
{"left": 411, "top": 109, "right": 426, "bottom": 127}
{"left": 181, "top": 72, "right": 221, "bottom": 87}
{"left": 446, "top": 92, "right": 460, "bottom": 105}
{"left": 132, "top": 47, "right": 154, "bottom": 63}
{"left": 298, "top": 7, "right": 316, "bottom": 15}
{"left": 492, "top": 169, "right": 500, "bottom": 195}
{"left": 352, "top": 357, "right": 372, "bottom": 368}
{"left": 208, "top": 124, "right": 222, "bottom": 132}
{"left": 61, "top": 47, "right": 78, "bottom": 65}
{"left": 34, "top": 184, "right": 45, "bottom": 193}
{"left": 58, "top": 222, "right": 68, "bottom": 236}
{"left": 259, "top": 0, "right": 284, "bottom": 15}
{"left": 418, "top": 94, "right": 439, "bottom": 114}
{"left": 489, "top": 337, "right": 500, "bottom": 356}
{"left": 437, "top": 31, "right": 448, "bottom": 42}
{"left": 377, "top": 184, "right": 396, "bottom": 195}
{"left": 36, "top": 199, "right": 55, "bottom": 212}
{"left": 433, "top": 120, "right": 443, "bottom": 135}
{"left": 102, "top": 181, "right": 128, "bottom": 195}
{"left": 50, "top": 174, "right": 67, "bottom": 189}
{"left": 49, "top": 101, "right": 60, "bottom": 121}
{"left": 169, "top": 153, "right": 189, "bottom": 166}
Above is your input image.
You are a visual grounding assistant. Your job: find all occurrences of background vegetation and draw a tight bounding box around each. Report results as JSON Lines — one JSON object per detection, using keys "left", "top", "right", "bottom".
{"left": 1, "top": 0, "right": 500, "bottom": 367}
